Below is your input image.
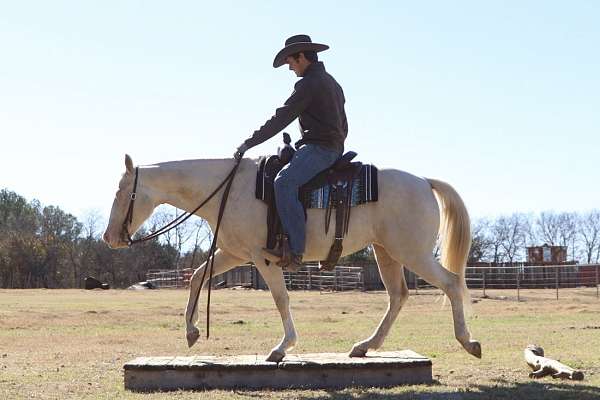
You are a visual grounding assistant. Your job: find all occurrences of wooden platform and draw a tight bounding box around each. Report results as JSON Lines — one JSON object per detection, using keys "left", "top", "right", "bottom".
{"left": 124, "top": 350, "right": 432, "bottom": 391}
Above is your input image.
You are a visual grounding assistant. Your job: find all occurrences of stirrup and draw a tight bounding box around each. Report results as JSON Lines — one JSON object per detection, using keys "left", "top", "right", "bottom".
{"left": 279, "top": 254, "right": 303, "bottom": 272}
{"left": 261, "top": 235, "right": 290, "bottom": 264}
{"left": 273, "top": 235, "right": 298, "bottom": 270}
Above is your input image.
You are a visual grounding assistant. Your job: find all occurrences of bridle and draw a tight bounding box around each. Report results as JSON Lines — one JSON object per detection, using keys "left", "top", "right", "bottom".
{"left": 120, "top": 159, "right": 241, "bottom": 339}
{"left": 122, "top": 167, "right": 140, "bottom": 246}
{"left": 121, "top": 161, "right": 240, "bottom": 246}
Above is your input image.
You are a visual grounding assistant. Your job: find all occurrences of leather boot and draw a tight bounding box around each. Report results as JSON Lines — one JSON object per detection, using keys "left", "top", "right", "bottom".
{"left": 282, "top": 253, "right": 303, "bottom": 273}
{"left": 262, "top": 234, "right": 287, "bottom": 259}
{"left": 275, "top": 236, "right": 303, "bottom": 272}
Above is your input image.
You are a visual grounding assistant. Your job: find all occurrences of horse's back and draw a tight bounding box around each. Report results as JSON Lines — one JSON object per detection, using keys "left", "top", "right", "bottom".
{"left": 371, "top": 168, "right": 441, "bottom": 259}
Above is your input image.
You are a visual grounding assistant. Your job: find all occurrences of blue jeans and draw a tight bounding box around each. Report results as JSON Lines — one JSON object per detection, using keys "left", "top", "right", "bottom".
{"left": 274, "top": 144, "right": 341, "bottom": 255}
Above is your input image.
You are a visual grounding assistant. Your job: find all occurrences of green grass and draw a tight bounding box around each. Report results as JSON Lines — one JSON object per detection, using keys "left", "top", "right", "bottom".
{"left": 0, "top": 288, "right": 599, "bottom": 399}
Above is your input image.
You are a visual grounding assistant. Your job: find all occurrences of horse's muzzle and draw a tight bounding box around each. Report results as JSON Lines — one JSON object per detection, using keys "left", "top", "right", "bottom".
{"left": 103, "top": 230, "right": 129, "bottom": 249}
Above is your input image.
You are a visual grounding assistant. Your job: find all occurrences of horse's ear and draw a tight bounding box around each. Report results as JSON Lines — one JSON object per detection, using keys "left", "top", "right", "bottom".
{"left": 125, "top": 154, "right": 134, "bottom": 175}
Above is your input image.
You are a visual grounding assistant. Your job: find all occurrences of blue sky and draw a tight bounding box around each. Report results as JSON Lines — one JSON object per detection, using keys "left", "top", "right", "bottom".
{"left": 1, "top": 1, "right": 598, "bottom": 224}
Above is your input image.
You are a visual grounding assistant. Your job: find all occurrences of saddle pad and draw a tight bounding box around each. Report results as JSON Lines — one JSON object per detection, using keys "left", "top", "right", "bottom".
{"left": 255, "top": 156, "right": 378, "bottom": 209}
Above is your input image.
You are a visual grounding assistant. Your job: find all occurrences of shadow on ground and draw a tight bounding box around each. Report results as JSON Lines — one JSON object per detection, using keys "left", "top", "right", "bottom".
{"left": 285, "top": 380, "right": 600, "bottom": 400}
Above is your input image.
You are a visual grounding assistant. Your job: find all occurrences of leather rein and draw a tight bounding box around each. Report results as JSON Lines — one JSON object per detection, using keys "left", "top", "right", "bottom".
{"left": 122, "top": 159, "right": 241, "bottom": 339}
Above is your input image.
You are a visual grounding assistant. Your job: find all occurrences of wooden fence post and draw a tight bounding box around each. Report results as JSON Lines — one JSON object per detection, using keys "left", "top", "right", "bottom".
{"left": 596, "top": 265, "right": 600, "bottom": 298}
{"left": 359, "top": 269, "right": 365, "bottom": 291}
{"left": 482, "top": 270, "right": 486, "bottom": 298}
{"left": 555, "top": 267, "right": 559, "bottom": 300}
{"left": 334, "top": 268, "right": 338, "bottom": 291}
{"left": 415, "top": 275, "right": 419, "bottom": 294}
{"left": 517, "top": 268, "right": 520, "bottom": 302}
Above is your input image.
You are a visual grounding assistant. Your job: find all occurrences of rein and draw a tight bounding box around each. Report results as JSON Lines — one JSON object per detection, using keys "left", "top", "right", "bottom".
{"left": 123, "top": 159, "right": 241, "bottom": 339}
{"left": 123, "top": 161, "right": 240, "bottom": 246}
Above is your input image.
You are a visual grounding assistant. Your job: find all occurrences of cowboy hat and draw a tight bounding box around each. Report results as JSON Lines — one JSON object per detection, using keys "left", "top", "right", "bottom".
{"left": 273, "top": 34, "right": 329, "bottom": 68}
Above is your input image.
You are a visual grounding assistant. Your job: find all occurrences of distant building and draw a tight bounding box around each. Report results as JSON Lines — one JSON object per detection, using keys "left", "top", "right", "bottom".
{"left": 526, "top": 244, "right": 567, "bottom": 264}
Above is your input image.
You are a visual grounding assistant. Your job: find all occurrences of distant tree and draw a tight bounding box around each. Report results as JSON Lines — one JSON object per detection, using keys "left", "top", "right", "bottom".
{"left": 555, "top": 212, "right": 577, "bottom": 261}
{"left": 73, "top": 210, "right": 105, "bottom": 287}
{"left": 81, "top": 209, "right": 103, "bottom": 240}
{"left": 579, "top": 210, "right": 600, "bottom": 263}
{"left": 497, "top": 214, "right": 527, "bottom": 264}
{"left": 150, "top": 206, "right": 199, "bottom": 270}
{"left": 521, "top": 212, "right": 537, "bottom": 247}
{"left": 488, "top": 219, "right": 507, "bottom": 263}
{"left": 38, "top": 205, "right": 82, "bottom": 287}
{"left": 0, "top": 189, "right": 38, "bottom": 233}
{"left": 469, "top": 218, "right": 492, "bottom": 263}
{"left": 0, "top": 190, "right": 43, "bottom": 288}
{"left": 184, "top": 219, "right": 212, "bottom": 270}
{"left": 536, "top": 211, "right": 561, "bottom": 246}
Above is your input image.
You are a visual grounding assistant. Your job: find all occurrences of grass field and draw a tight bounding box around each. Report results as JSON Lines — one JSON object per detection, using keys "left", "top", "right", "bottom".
{"left": 1, "top": 287, "right": 599, "bottom": 399}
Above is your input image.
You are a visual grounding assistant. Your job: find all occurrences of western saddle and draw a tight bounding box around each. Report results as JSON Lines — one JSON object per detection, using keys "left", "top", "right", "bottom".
{"left": 256, "top": 133, "right": 363, "bottom": 270}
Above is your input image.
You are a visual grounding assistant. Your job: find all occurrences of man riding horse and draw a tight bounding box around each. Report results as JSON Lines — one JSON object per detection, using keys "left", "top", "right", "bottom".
{"left": 234, "top": 34, "right": 348, "bottom": 272}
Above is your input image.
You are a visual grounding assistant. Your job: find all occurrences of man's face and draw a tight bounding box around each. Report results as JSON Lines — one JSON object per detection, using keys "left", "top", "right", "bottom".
{"left": 285, "top": 53, "right": 309, "bottom": 77}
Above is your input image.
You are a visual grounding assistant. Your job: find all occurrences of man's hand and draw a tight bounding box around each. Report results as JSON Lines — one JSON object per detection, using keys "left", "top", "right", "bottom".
{"left": 234, "top": 143, "right": 249, "bottom": 161}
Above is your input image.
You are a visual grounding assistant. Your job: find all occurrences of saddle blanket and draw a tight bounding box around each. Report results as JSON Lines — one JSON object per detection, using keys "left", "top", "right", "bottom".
{"left": 255, "top": 156, "right": 378, "bottom": 209}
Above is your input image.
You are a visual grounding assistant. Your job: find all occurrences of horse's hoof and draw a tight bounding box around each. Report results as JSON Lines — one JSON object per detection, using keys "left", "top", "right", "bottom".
{"left": 265, "top": 350, "right": 285, "bottom": 363}
{"left": 348, "top": 345, "right": 367, "bottom": 358}
{"left": 186, "top": 328, "right": 200, "bottom": 348}
{"left": 466, "top": 340, "right": 482, "bottom": 359}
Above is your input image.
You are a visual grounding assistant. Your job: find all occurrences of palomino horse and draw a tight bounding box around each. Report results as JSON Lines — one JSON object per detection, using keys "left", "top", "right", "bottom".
{"left": 103, "top": 154, "right": 481, "bottom": 362}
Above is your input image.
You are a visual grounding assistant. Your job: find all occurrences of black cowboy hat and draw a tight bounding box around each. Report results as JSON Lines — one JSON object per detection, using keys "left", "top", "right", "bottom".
{"left": 273, "top": 34, "right": 329, "bottom": 68}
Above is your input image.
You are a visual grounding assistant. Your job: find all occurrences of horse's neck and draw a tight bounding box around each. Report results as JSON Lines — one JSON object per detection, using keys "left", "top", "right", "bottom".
{"left": 141, "top": 159, "right": 233, "bottom": 226}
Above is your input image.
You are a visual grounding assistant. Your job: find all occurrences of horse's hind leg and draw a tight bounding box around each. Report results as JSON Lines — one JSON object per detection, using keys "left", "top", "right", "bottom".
{"left": 408, "top": 255, "right": 481, "bottom": 358}
{"left": 349, "top": 244, "right": 409, "bottom": 357}
{"left": 185, "top": 249, "right": 246, "bottom": 348}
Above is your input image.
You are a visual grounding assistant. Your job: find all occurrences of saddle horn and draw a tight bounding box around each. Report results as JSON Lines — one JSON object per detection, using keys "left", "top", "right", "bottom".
{"left": 278, "top": 132, "right": 295, "bottom": 165}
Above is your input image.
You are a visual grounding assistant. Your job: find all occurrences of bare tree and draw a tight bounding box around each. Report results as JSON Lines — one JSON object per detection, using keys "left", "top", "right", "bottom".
{"left": 488, "top": 218, "right": 506, "bottom": 264}
{"left": 469, "top": 218, "right": 492, "bottom": 262}
{"left": 497, "top": 214, "right": 527, "bottom": 264}
{"left": 536, "top": 211, "right": 561, "bottom": 246}
{"left": 556, "top": 212, "right": 577, "bottom": 261}
{"left": 187, "top": 218, "right": 212, "bottom": 270}
{"left": 579, "top": 210, "right": 600, "bottom": 263}
{"left": 81, "top": 209, "right": 104, "bottom": 240}
{"left": 149, "top": 206, "right": 197, "bottom": 270}
{"left": 521, "top": 212, "right": 537, "bottom": 247}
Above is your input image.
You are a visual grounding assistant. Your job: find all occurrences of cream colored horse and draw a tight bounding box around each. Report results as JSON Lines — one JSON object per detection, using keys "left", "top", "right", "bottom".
{"left": 103, "top": 154, "right": 481, "bottom": 362}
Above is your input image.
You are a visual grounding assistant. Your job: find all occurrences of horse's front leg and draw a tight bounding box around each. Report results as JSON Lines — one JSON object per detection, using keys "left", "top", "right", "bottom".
{"left": 186, "top": 249, "right": 246, "bottom": 348}
{"left": 254, "top": 257, "right": 297, "bottom": 363}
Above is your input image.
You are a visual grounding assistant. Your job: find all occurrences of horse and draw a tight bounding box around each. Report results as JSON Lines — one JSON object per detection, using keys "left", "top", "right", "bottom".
{"left": 103, "top": 154, "right": 481, "bottom": 362}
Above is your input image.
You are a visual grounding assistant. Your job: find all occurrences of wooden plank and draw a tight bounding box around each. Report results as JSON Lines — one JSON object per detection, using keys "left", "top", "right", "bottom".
{"left": 124, "top": 350, "right": 432, "bottom": 391}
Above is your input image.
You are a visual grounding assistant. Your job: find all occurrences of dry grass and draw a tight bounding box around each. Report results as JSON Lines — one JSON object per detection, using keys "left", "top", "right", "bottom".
{"left": 1, "top": 287, "right": 599, "bottom": 399}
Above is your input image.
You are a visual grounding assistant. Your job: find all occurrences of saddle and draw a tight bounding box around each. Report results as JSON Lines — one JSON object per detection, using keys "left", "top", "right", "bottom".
{"left": 256, "top": 133, "right": 368, "bottom": 270}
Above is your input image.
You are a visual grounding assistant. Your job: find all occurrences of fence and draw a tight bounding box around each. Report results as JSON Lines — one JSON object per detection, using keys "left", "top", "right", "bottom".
{"left": 462, "top": 264, "right": 600, "bottom": 300}
{"left": 283, "top": 265, "right": 363, "bottom": 291}
{"left": 145, "top": 264, "right": 364, "bottom": 291}
{"left": 146, "top": 263, "right": 600, "bottom": 298}
{"left": 146, "top": 268, "right": 193, "bottom": 288}
{"left": 209, "top": 264, "right": 364, "bottom": 291}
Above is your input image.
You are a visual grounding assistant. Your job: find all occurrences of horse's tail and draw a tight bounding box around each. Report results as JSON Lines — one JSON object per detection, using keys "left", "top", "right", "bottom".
{"left": 427, "top": 178, "right": 472, "bottom": 307}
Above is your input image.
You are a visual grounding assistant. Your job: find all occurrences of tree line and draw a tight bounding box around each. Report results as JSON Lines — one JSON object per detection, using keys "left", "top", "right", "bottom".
{"left": 468, "top": 211, "right": 600, "bottom": 264}
{"left": 1, "top": 188, "right": 599, "bottom": 288}
{"left": 0, "top": 189, "right": 209, "bottom": 289}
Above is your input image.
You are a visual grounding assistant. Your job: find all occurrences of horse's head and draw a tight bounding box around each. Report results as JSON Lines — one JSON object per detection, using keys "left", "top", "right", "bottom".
{"left": 103, "top": 154, "right": 157, "bottom": 249}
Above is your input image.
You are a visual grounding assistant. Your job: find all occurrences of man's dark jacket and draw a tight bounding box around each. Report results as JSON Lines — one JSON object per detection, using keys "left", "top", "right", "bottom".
{"left": 244, "top": 62, "right": 347, "bottom": 154}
